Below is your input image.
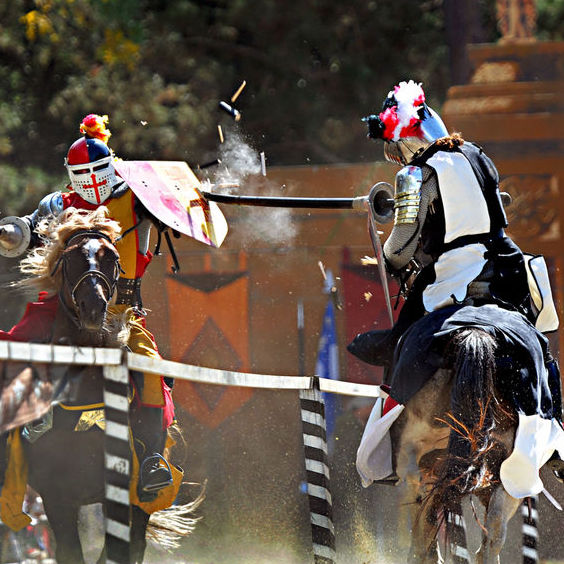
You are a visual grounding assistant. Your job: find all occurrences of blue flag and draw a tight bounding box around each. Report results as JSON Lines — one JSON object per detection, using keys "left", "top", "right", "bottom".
{"left": 316, "top": 298, "right": 340, "bottom": 440}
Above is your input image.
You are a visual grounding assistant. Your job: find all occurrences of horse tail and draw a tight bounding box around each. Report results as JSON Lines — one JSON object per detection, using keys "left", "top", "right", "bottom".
{"left": 146, "top": 482, "right": 206, "bottom": 549}
{"left": 437, "top": 327, "right": 499, "bottom": 507}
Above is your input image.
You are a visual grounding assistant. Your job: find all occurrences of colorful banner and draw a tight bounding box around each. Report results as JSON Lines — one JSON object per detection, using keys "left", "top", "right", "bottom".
{"left": 341, "top": 247, "right": 399, "bottom": 385}
{"left": 166, "top": 266, "right": 253, "bottom": 428}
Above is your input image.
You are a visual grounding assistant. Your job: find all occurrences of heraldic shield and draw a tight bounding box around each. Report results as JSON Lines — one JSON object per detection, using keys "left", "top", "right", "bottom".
{"left": 113, "top": 160, "right": 228, "bottom": 248}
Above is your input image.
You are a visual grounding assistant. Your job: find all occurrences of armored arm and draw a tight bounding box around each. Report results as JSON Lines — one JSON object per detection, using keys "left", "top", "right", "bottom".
{"left": 0, "top": 191, "right": 64, "bottom": 258}
{"left": 383, "top": 165, "right": 437, "bottom": 274}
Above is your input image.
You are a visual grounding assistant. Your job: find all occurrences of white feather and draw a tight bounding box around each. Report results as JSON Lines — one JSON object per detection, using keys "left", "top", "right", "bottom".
{"left": 391, "top": 80, "right": 425, "bottom": 140}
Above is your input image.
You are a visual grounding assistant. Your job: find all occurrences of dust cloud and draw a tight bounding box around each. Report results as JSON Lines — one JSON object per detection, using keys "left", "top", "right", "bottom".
{"left": 203, "top": 128, "right": 298, "bottom": 246}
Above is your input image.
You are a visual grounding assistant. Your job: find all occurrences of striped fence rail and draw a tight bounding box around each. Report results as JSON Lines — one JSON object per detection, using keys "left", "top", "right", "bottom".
{"left": 300, "top": 386, "right": 335, "bottom": 564}
{"left": 0, "top": 341, "right": 386, "bottom": 564}
{"left": 447, "top": 501, "right": 470, "bottom": 564}
{"left": 103, "top": 364, "right": 132, "bottom": 564}
{"left": 522, "top": 496, "right": 539, "bottom": 564}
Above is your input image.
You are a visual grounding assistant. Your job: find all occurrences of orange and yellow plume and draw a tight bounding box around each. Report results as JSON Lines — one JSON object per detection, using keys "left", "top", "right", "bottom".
{"left": 80, "top": 114, "right": 111, "bottom": 144}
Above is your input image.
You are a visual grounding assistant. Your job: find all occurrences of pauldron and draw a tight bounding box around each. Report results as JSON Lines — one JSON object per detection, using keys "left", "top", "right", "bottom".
{"left": 37, "top": 191, "right": 64, "bottom": 218}
{"left": 394, "top": 165, "right": 422, "bottom": 225}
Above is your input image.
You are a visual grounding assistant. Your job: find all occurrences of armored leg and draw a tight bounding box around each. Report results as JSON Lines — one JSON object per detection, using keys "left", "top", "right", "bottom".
{"left": 122, "top": 311, "right": 174, "bottom": 501}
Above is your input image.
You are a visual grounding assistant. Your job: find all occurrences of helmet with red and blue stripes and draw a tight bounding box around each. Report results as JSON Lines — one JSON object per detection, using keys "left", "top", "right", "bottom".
{"left": 64, "top": 115, "right": 119, "bottom": 204}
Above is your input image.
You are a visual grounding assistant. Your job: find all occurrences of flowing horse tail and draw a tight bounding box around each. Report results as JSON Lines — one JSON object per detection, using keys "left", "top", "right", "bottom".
{"left": 437, "top": 327, "right": 499, "bottom": 509}
{"left": 146, "top": 483, "right": 206, "bottom": 550}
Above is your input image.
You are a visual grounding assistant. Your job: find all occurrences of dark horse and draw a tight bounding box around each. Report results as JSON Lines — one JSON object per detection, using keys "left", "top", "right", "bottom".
{"left": 5, "top": 207, "right": 178, "bottom": 563}
{"left": 387, "top": 305, "right": 562, "bottom": 564}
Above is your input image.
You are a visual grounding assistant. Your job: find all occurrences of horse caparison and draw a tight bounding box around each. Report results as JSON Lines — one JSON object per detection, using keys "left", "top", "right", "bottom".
{"left": 390, "top": 327, "right": 522, "bottom": 564}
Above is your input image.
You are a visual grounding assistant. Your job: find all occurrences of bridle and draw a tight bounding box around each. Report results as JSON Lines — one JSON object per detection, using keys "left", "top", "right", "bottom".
{"left": 52, "top": 230, "right": 122, "bottom": 327}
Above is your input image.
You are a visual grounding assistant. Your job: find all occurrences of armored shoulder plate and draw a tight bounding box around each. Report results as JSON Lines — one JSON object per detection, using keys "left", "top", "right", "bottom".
{"left": 37, "top": 191, "right": 64, "bottom": 218}
{"left": 111, "top": 180, "right": 129, "bottom": 200}
{"left": 394, "top": 165, "right": 422, "bottom": 225}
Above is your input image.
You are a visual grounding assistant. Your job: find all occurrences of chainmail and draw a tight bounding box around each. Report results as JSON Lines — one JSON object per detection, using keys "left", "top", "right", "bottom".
{"left": 383, "top": 164, "right": 496, "bottom": 304}
{"left": 383, "top": 165, "right": 438, "bottom": 271}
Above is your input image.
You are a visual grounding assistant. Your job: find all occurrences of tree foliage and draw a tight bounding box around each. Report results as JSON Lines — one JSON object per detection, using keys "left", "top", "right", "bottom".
{"left": 0, "top": 0, "right": 561, "bottom": 215}
{"left": 536, "top": 0, "right": 564, "bottom": 39}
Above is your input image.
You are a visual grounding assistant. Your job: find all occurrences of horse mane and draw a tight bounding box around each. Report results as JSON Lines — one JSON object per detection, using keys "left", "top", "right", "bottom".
{"left": 434, "top": 132, "right": 464, "bottom": 150}
{"left": 17, "top": 206, "right": 121, "bottom": 292}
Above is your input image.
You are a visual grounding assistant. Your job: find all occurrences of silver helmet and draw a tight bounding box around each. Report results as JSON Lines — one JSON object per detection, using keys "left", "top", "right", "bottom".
{"left": 363, "top": 80, "right": 448, "bottom": 165}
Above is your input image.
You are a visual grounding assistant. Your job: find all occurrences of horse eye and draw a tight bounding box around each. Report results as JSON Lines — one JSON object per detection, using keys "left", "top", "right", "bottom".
{"left": 100, "top": 249, "right": 119, "bottom": 265}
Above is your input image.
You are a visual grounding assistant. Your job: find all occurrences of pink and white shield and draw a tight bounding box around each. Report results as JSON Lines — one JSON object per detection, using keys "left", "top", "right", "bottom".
{"left": 113, "top": 160, "right": 227, "bottom": 248}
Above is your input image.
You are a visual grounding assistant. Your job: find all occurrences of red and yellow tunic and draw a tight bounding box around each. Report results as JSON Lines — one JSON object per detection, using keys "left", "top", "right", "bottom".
{"left": 62, "top": 188, "right": 152, "bottom": 280}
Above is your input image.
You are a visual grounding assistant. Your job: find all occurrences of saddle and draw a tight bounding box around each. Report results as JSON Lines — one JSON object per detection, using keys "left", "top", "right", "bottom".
{"left": 389, "top": 304, "right": 555, "bottom": 418}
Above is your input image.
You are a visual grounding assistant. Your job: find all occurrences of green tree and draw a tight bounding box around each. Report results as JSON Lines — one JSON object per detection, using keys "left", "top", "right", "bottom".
{"left": 1, "top": 0, "right": 561, "bottom": 216}
{"left": 536, "top": 0, "right": 564, "bottom": 39}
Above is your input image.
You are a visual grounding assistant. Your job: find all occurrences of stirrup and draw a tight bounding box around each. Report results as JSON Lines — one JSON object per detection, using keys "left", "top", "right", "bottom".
{"left": 139, "top": 453, "right": 173, "bottom": 493}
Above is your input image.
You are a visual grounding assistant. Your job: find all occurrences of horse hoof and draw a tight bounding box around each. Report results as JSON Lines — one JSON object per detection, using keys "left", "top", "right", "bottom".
{"left": 547, "top": 458, "right": 564, "bottom": 484}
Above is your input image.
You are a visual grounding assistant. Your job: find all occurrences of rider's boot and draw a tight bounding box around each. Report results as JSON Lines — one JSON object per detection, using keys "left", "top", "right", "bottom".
{"left": 347, "top": 329, "right": 396, "bottom": 367}
{"left": 131, "top": 405, "right": 173, "bottom": 502}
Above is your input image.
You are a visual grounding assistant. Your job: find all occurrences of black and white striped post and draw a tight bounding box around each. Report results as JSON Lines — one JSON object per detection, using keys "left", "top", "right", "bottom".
{"left": 103, "top": 361, "right": 132, "bottom": 564}
{"left": 446, "top": 501, "right": 470, "bottom": 564}
{"left": 299, "top": 382, "right": 336, "bottom": 564}
{"left": 521, "top": 496, "right": 539, "bottom": 564}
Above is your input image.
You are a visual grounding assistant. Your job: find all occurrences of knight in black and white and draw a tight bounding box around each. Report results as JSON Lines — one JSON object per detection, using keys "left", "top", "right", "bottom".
{"left": 350, "top": 80, "right": 557, "bottom": 367}
{"left": 350, "top": 80, "right": 564, "bottom": 493}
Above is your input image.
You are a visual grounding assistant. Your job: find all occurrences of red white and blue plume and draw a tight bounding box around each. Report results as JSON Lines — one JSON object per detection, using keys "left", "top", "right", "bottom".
{"left": 363, "top": 80, "right": 426, "bottom": 141}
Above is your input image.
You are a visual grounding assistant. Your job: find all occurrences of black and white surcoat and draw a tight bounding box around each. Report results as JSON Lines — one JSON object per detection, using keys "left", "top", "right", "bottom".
{"left": 383, "top": 140, "right": 558, "bottom": 333}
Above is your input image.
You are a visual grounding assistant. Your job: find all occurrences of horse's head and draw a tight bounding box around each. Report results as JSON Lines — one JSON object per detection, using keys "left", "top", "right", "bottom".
{"left": 18, "top": 207, "right": 122, "bottom": 333}
{"left": 57, "top": 230, "right": 121, "bottom": 331}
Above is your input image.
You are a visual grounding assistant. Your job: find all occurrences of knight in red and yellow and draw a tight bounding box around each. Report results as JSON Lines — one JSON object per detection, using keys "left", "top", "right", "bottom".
{"left": 0, "top": 114, "right": 175, "bottom": 500}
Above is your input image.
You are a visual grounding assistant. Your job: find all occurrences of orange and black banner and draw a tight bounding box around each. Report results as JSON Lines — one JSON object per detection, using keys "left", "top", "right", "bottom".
{"left": 166, "top": 267, "right": 253, "bottom": 428}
